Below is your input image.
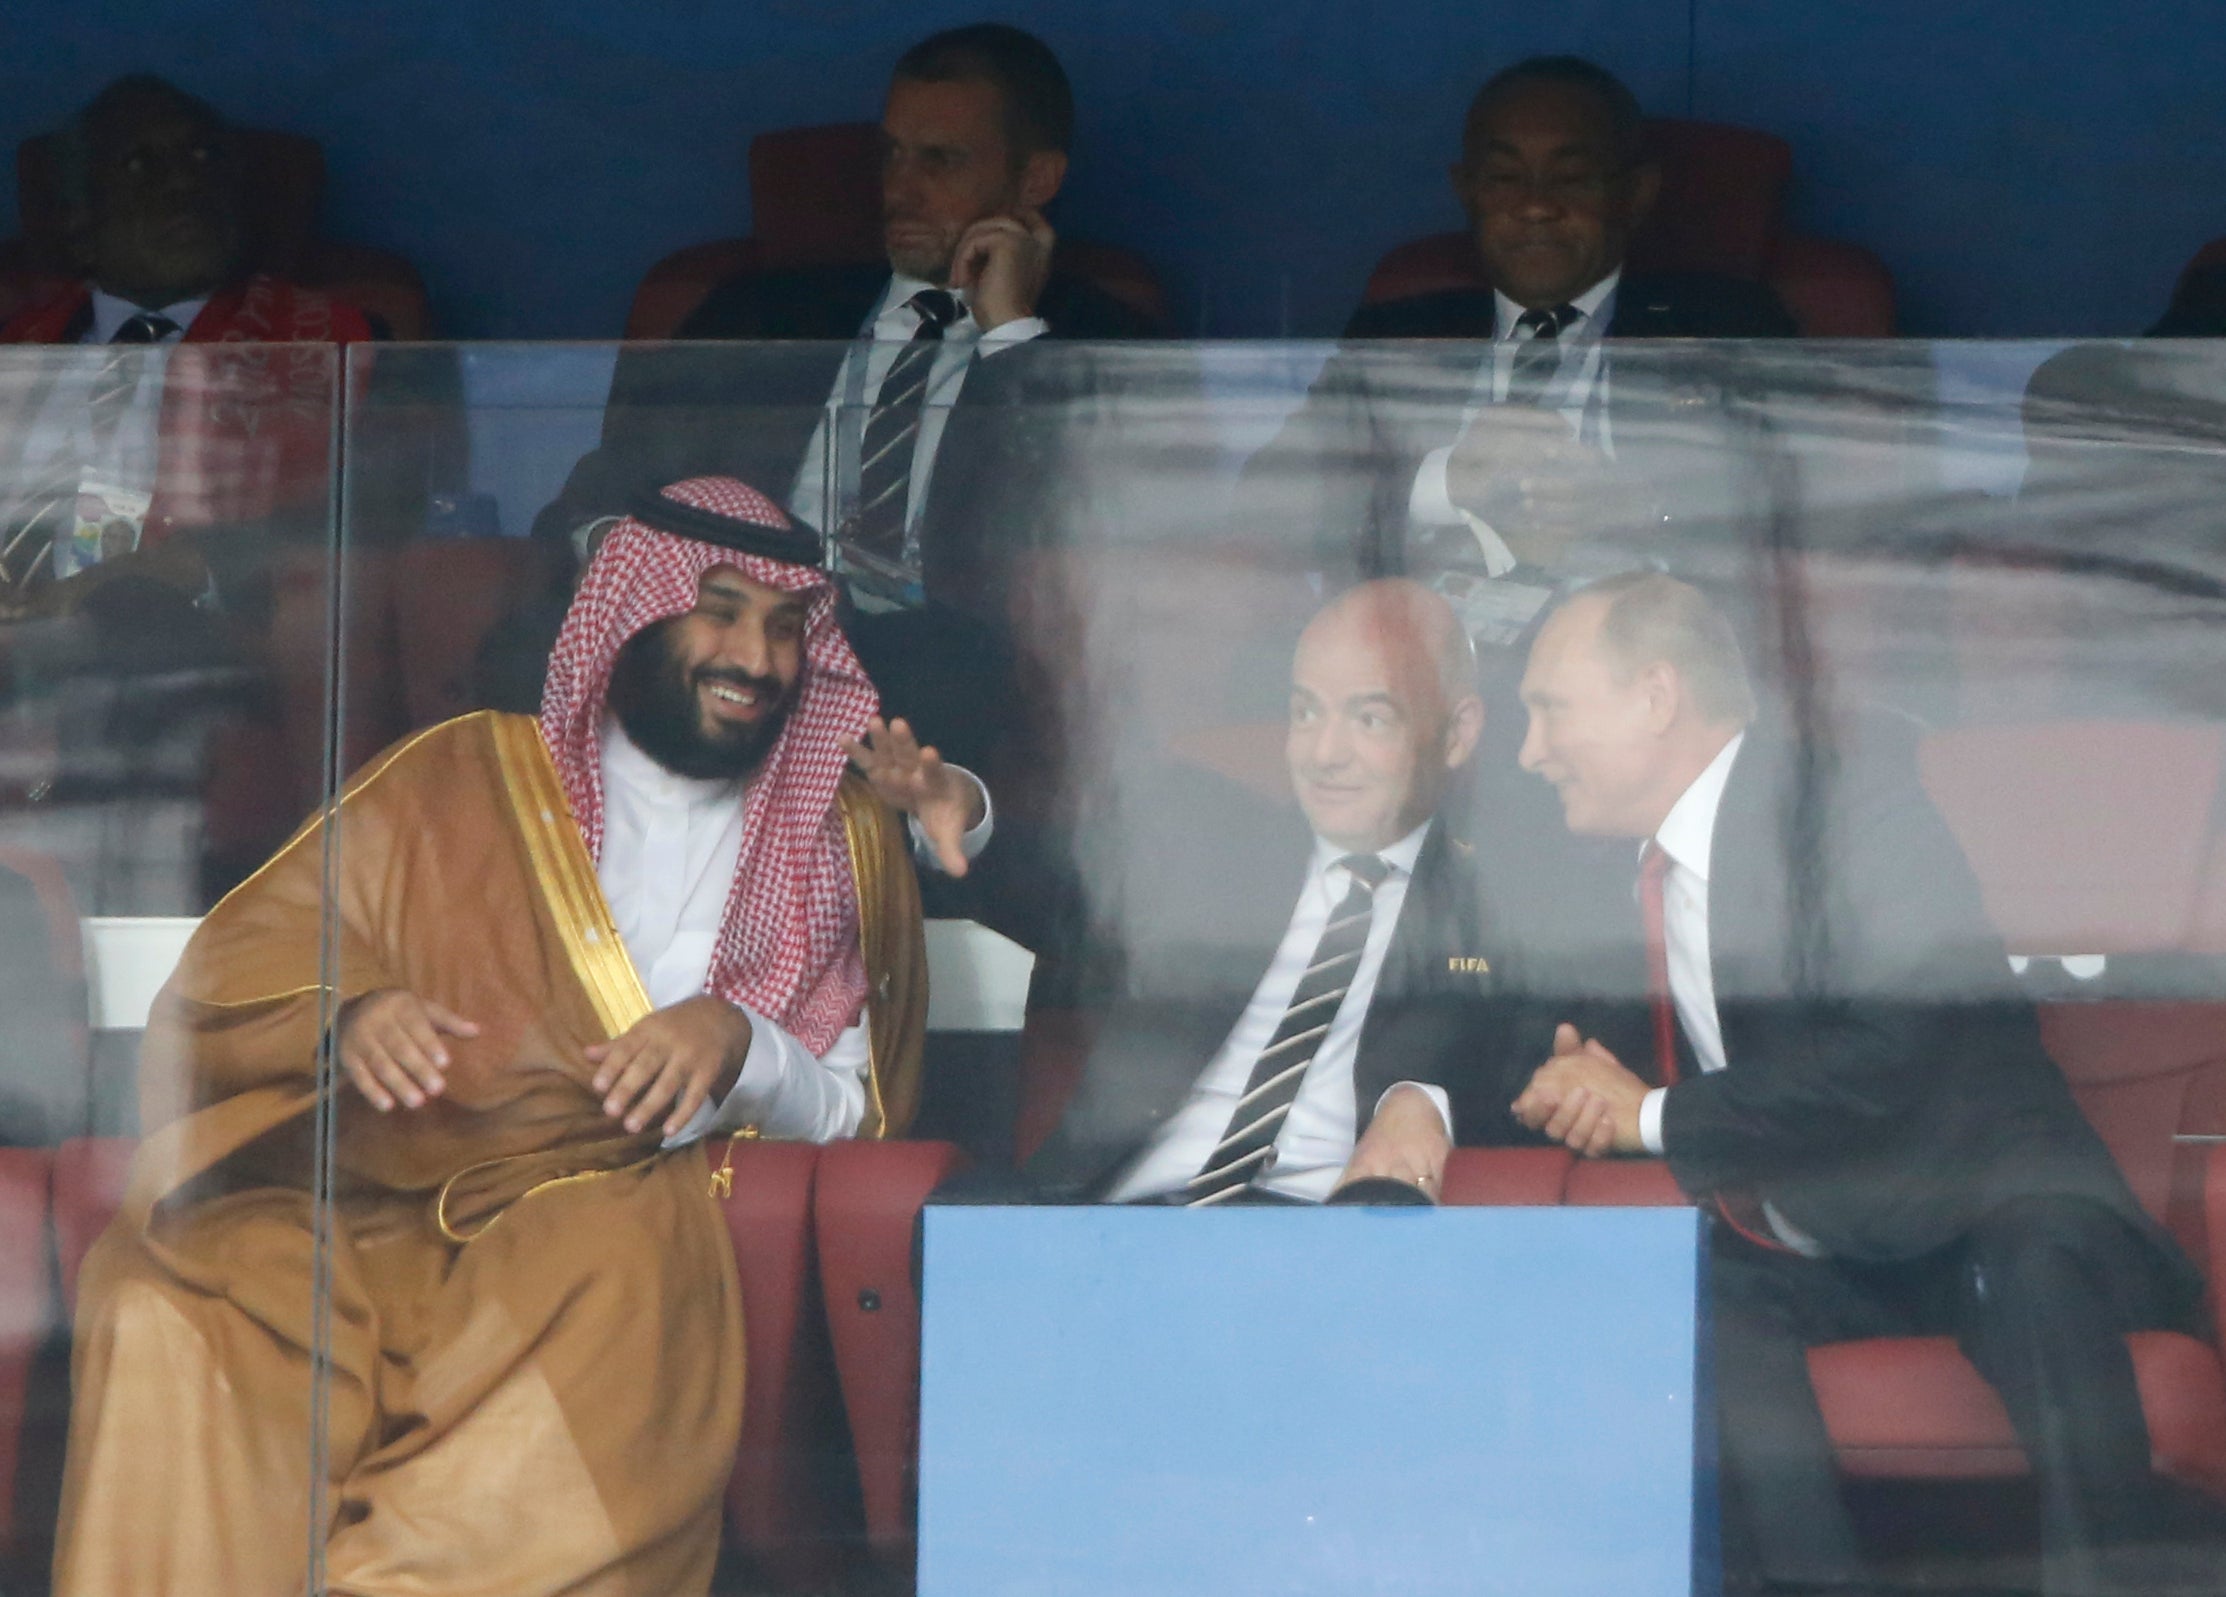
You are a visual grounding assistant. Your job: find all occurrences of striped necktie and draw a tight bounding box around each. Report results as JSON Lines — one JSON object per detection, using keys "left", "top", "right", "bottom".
{"left": 1504, "top": 302, "right": 1579, "bottom": 406}
{"left": 0, "top": 310, "right": 181, "bottom": 598}
{"left": 848, "top": 288, "right": 963, "bottom": 564}
{"left": 1185, "top": 853, "right": 1391, "bottom": 1205}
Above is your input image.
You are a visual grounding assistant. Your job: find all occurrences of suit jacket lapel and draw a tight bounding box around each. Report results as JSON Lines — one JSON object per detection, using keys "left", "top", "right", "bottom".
{"left": 1707, "top": 721, "right": 1804, "bottom": 1058}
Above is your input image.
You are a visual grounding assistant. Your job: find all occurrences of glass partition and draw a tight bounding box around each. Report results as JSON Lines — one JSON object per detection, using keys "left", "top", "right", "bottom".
{"left": 11, "top": 334, "right": 2226, "bottom": 1593}
{"left": 0, "top": 338, "right": 342, "bottom": 1590}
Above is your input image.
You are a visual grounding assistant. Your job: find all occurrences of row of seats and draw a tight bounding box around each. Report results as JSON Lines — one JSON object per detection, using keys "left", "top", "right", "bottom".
{"left": 2, "top": 720, "right": 2223, "bottom": 1583}
{"left": 1, "top": 1029, "right": 2220, "bottom": 1584}
{"left": 0, "top": 112, "right": 1991, "bottom": 339}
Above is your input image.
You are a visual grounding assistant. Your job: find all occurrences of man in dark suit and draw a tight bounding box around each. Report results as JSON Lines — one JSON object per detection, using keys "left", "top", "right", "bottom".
{"left": 1510, "top": 572, "right": 2215, "bottom": 1595}
{"left": 1013, "top": 579, "right": 1542, "bottom": 1205}
{"left": 531, "top": 26, "right": 1155, "bottom": 730}
{"left": 1243, "top": 55, "right": 1790, "bottom": 615}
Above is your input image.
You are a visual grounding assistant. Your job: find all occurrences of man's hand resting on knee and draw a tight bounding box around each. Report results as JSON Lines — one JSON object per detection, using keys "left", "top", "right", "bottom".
{"left": 337, "top": 989, "right": 481, "bottom": 1112}
{"left": 586, "top": 995, "right": 754, "bottom": 1137}
{"left": 1333, "top": 1084, "right": 1452, "bottom": 1200}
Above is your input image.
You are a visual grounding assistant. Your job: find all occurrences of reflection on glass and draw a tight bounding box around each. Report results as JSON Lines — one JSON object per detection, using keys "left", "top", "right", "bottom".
{"left": 0, "top": 338, "right": 2215, "bottom": 1596}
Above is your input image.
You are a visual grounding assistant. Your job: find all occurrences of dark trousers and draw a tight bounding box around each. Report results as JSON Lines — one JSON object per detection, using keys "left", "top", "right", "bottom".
{"left": 1709, "top": 1193, "right": 2201, "bottom": 1590}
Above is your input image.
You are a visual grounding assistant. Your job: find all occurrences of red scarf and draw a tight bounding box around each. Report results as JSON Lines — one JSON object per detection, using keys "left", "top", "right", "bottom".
{"left": 539, "top": 476, "right": 880, "bottom": 1053}
{"left": 1, "top": 273, "right": 371, "bottom": 544}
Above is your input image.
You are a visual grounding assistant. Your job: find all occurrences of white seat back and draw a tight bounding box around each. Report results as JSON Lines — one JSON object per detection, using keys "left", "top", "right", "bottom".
{"left": 81, "top": 915, "right": 1034, "bottom": 1035}
{"left": 81, "top": 916, "right": 199, "bottom": 1030}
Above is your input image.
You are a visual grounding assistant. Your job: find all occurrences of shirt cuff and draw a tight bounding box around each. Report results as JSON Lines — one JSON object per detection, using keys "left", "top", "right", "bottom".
{"left": 977, "top": 315, "right": 1048, "bottom": 350}
{"left": 1638, "top": 1087, "right": 1667, "bottom": 1156}
{"left": 1374, "top": 1080, "right": 1453, "bottom": 1141}
{"left": 907, "top": 764, "right": 995, "bottom": 871}
{"left": 1408, "top": 446, "right": 1461, "bottom": 524}
{"left": 661, "top": 1002, "right": 782, "bottom": 1147}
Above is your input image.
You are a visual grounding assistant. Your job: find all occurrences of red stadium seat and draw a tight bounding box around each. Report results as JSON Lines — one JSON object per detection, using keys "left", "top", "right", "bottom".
{"left": 1814, "top": 1048, "right": 2226, "bottom": 1499}
{"left": 51, "top": 1137, "right": 136, "bottom": 1312}
{"left": 1360, "top": 117, "right": 1896, "bottom": 337}
{"left": 702, "top": 1138, "right": 854, "bottom": 1583}
{"left": 812, "top": 1137, "right": 969, "bottom": 1563}
{"left": 390, "top": 539, "right": 539, "bottom": 730}
{"left": 0, "top": 1149, "right": 55, "bottom": 1563}
{"left": 2165, "top": 235, "right": 2226, "bottom": 321}
{"left": 624, "top": 120, "right": 1172, "bottom": 338}
{"left": 1440, "top": 1146, "right": 1573, "bottom": 1205}
{"left": 1, "top": 126, "right": 432, "bottom": 337}
{"left": 1917, "top": 721, "right": 2226, "bottom": 956}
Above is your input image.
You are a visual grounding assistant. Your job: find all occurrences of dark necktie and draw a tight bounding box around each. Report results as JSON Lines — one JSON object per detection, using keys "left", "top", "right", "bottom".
{"left": 1186, "top": 854, "right": 1391, "bottom": 1205}
{"left": 1504, "top": 303, "right": 1579, "bottom": 406}
{"left": 1637, "top": 841, "right": 1682, "bottom": 1088}
{"left": 849, "top": 288, "right": 963, "bottom": 564}
{"left": 1, "top": 310, "right": 182, "bottom": 596}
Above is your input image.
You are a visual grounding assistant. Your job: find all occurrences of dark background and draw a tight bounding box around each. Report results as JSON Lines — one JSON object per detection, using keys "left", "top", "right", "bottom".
{"left": 2, "top": 0, "right": 2220, "bottom": 339}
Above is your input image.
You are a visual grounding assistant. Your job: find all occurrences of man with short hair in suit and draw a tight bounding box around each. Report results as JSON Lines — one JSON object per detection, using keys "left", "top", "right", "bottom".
{"left": 532, "top": 24, "right": 1157, "bottom": 740}
{"left": 1245, "top": 55, "right": 1791, "bottom": 622}
{"left": 1016, "top": 579, "right": 1541, "bottom": 1205}
{"left": 1510, "top": 571, "right": 2216, "bottom": 1596}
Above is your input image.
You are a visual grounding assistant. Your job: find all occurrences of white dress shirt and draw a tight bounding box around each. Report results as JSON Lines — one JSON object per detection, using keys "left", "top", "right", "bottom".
{"left": 1633, "top": 731, "right": 1823, "bottom": 1255}
{"left": 1405, "top": 268, "right": 1622, "bottom": 570}
{"left": 1106, "top": 821, "right": 1455, "bottom": 1204}
{"left": 590, "top": 717, "right": 991, "bottom": 1147}
{"left": 4, "top": 290, "right": 206, "bottom": 563}
{"left": 787, "top": 274, "right": 1047, "bottom": 557}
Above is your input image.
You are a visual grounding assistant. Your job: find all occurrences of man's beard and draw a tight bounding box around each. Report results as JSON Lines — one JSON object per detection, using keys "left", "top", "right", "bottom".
{"left": 606, "top": 620, "right": 796, "bottom": 782}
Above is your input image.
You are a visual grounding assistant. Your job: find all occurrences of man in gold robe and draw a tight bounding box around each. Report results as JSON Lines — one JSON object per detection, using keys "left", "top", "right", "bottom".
{"left": 53, "top": 475, "right": 982, "bottom": 1595}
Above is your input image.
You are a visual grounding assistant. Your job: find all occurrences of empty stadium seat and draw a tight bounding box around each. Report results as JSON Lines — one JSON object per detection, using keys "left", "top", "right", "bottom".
{"left": 702, "top": 1137, "right": 854, "bottom": 1583}
{"left": 2, "top": 126, "right": 431, "bottom": 337}
{"left": 1360, "top": 117, "right": 1897, "bottom": 337}
{"left": 1439, "top": 1145, "right": 1573, "bottom": 1206}
{"left": 813, "top": 1138, "right": 970, "bottom": 1562}
{"left": 1916, "top": 720, "right": 2226, "bottom": 958}
{"left": 624, "top": 120, "right": 1172, "bottom": 338}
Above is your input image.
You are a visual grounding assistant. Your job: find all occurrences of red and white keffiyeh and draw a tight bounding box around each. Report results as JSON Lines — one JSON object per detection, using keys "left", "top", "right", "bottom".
{"left": 539, "top": 476, "right": 879, "bottom": 1053}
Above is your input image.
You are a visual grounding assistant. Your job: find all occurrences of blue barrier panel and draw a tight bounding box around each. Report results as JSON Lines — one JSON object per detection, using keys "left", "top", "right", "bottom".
{"left": 919, "top": 1205, "right": 1715, "bottom": 1597}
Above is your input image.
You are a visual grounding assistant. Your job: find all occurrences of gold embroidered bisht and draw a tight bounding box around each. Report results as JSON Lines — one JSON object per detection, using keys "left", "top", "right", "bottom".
{"left": 52, "top": 709, "right": 927, "bottom": 1596}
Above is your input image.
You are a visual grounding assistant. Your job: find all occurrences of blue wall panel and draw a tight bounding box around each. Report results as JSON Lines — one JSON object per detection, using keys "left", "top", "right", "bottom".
{"left": 1, "top": 2, "right": 2219, "bottom": 338}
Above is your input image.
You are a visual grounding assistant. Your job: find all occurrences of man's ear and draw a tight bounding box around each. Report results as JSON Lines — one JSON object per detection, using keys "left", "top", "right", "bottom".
{"left": 1017, "top": 148, "right": 1067, "bottom": 211}
{"left": 1442, "top": 693, "right": 1487, "bottom": 771}
{"left": 1639, "top": 660, "right": 1680, "bottom": 734}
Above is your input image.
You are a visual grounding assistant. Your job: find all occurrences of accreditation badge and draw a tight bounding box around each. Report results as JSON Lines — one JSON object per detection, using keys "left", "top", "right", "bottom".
{"left": 54, "top": 475, "right": 152, "bottom": 581}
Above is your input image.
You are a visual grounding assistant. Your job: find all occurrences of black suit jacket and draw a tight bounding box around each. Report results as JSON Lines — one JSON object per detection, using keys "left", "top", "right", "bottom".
{"left": 533, "top": 261, "right": 1157, "bottom": 612}
{"left": 1237, "top": 270, "right": 1793, "bottom": 584}
{"left": 1342, "top": 271, "right": 1798, "bottom": 342}
{"left": 1023, "top": 769, "right": 1549, "bottom": 1200}
{"left": 1577, "top": 719, "right": 2198, "bottom": 1288}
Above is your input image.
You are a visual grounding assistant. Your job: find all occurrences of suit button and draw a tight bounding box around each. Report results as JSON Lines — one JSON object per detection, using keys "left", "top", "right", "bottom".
{"left": 858, "top": 1289, "right": 882, "bottom": 1312}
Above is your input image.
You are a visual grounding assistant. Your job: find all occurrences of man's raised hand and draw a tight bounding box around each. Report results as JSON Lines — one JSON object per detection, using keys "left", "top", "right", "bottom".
{"left": 337, "top": 989, "right": 480, "bottom": 1112}
{"left": 843, "top": 715, "right": 986, "bottom": 877}
{"left": 950, "top": 208, "right": 1055, "bottom": 331}
{"left": 586, "top": 995, "right": 754, "bottom": 1139}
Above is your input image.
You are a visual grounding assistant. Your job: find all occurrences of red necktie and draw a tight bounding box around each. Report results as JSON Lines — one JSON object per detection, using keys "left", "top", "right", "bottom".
{"left": 1637, "top": 841, "right": 1682, "bottom": 1088}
